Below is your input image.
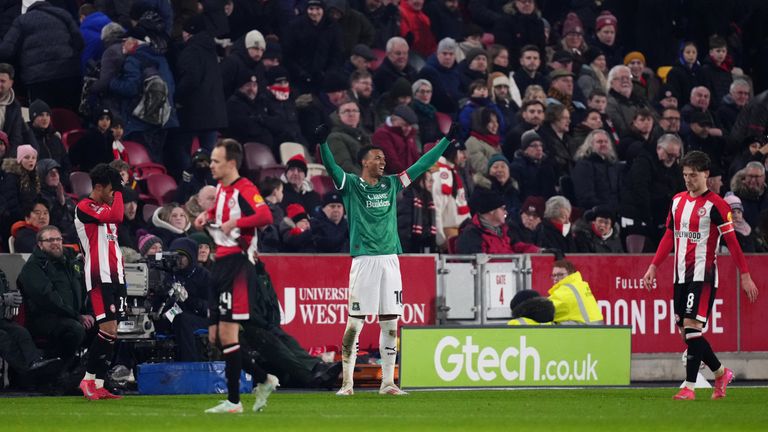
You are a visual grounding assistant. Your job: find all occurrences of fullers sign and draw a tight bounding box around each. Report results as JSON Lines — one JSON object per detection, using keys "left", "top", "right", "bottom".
{"left": 259, "top": 255, "right": 437, "bottom": 350}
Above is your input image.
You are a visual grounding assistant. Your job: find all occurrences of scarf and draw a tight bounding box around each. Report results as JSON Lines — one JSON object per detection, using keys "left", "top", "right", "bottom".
{"left": 410, "top": 191, "right": 437, "bottom": 241}
{"left": 734, "top": 218, "right": 751, "bottom": 237}
{"left": 591, "top": 223, "right": 613, "bottom": 240}
{"left": 436, "top": 158, "right": 470, "bottom": 215}
{"left": 469, "top": 131, "right": 501, "bottom": 148}
{"left": 550, "top": 220, "right": 571, "bottom": 236}
{"left": 547, "top": 87, "right": 575, "bottom": 113}
{"left": 269, "top": 84, "right": 291, "bottom": 101}
{"left": 0, "top": 88, "right": 14, "bottom": 129}
{"left": 479, "top": 215, "right": 503, "bottom": 237}
{"left": 112, "top": 139, "right": 125, "bottom": 161}
{"left": 412, "top": 99, "right": 436, "bottom": 119}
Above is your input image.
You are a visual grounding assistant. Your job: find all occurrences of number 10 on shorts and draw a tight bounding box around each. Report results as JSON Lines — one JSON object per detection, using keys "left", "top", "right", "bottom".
{"left": 395, "top": 290, "right": 403, "bottom": 305}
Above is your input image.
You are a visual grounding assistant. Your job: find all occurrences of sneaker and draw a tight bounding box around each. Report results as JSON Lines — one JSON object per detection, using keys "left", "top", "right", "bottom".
{"left": 673, "top": 387, "right": 695, "bottom": 400}
{"left": 379, "top": 384, "right": 408, "bottom": 395}
{"left": 336, "top": 384, "right": 354, "bottom": 396}
{"left": 94, "top": 387, "right": 123, "bottom": 400}
{"left": 205, "top": 400, "right": 243, "bottom": 414}
{"left": 79, "top": 379, "right": 99, "bottom": 401}
{"left": 712, "top": 368, "right": 734, "bottom": 400}
{"left": 252, "top": 374, "right": 279, "bottom": 412}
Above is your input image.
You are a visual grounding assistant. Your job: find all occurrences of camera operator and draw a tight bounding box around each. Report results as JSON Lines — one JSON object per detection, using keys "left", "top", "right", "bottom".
{"left": 152, "top": 237, "right": 211, "bottom": 362}
{"left": 17, "top": 225, "right": 92, "bottom": 370}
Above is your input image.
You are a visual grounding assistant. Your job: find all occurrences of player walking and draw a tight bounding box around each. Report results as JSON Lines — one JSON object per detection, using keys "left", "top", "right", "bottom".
{"left": 317, "top": 124, "right": 458, "bottom": 395}
{"left": 194, "top": 139, "right": 279, "bottom": 413}
{"left": 75, "top": 164, "right": 126, "bottom": 400}
{"left": 643, "top": 151, "right": 759, "bottom": 400}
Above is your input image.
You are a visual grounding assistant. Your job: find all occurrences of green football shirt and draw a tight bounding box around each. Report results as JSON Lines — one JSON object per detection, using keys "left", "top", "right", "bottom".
{"left": 320, "top": 138, "right": 451, "bottom": 257}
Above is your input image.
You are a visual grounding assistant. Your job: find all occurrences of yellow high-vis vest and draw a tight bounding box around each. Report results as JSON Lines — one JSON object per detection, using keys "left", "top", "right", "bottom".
{"left": 548, "top": 272, "right": 604, "bottom": 325}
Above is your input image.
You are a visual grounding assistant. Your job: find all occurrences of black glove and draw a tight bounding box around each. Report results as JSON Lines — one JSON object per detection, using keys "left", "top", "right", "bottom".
{"left": 1, "top": 291, "right": 22, "bottom": 307}
{"left": 446, "top": 122, "right": 462, "bottom": 143}
{"left": 314, "top": 124, "right": 330, "bottom": 145}
{"left": 108, "top": 168, "right": 124, "bottom": 193}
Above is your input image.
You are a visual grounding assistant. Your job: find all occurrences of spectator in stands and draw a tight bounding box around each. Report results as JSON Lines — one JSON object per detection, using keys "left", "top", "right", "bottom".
{"left": 455, "top": 23, "right": 484, "bottom": 63}
{"left": 257, "top": 176, "right": 284, "bottom": 253}
{"left": 374, "top": 76, "right": 412, "bottom": 122}
{"left": 503, "top": 99, "right": 544, "bottom": 159}
{"left": 264, "top": 66, "right": 308, "bottom": 147}
{"left": 574, "top": 206, "right": 623, "bottom": 253}
{"left": 397, "top": 171, "right": 436, "bottom": 252}
{"left": 79, "top": 3, "right": 111, "bottom": 73}
{"left": 717, "top": 78, "right": 751, "bottom": 135}
{"left": 150, "top": 204, "right": 192, "bottom": 245}
{"left": 456, "top": 186, "right": 538, "bottom": 254}
{"left": 620, "top": 134, "right": 684, "bottom": 252}
{"left": 728, "top": 137, "right": 765, "bottom": 182}
{"left": 524, "top": 84, "right": 547, "bottom": 105}
{"left": 699, "top": 35, "right": 732, "bottom": 110}
{"left": 312, "top": 191, "right": 350, "bottom": 253}
{"left": 28, "top": 99, "right": 71, "bottom": 184}
{"left": 110, "top": 158, "right": 136, "bottom": 192}
{"left": 296, "top": 72, "right": 349, "bottom": 153}
{"left": 373, "top": 36, "right": 417, "bottom": 94}
{"left": 623, "top": 51, "right": 659, "bottom": 104}
{"left": 537, "top": 104, "right": 573, "bottom": 180}
{"left": 509, "top": 129, "right": 557, "bottom": 200}
{"left": 88, "top": 22, "right": 127, "bottom": 116}
{"left": 11, "top": 199, "right": 50, "bottom": 253}
{"left": 224, "top": 71, "right": 275, "bottom": 147}
{"left": 359, "top": 0, "right": 400, "bottom": 50}
{"left": 507, "top": 289, "right": 554, "bottom": 325}
{"left": 281, "top": 154, "right": 322, "bottom": 213}
{"left": 477, "top": 153, "right": 521, "bottom": 217}
{"left": 399, "top": 0, "right": 435, "bottom": 58}
{"left": 424, "top": 0, "right": 463, "bottom": 42}
{"left": 36, "top": 159, "right": 76, "bottom": 242}
{"left": 326, "top": 0, "right": 375, "bottom": 57}
{"left": 348, "top": 69, "right": 377, "bottom": 133}
{"left": 658, "top": 107, "right": 682, "bottom": 134}
{"left": 417, "top": 37, "right": 461, "bottom": 113}
{"left": 547, "top": 50, "right": 575, "bottom": 76}
{"left": 172, "top": 14, "right": 227, "bottom": 178}
{"left": 488, "top": 44, "right": 514, "bottom": 83}
{"left": 605, "top": 64, "right": 649, "bottom": 137}
{"left": 570, "top": 109, "right": 603, "bottom": 150}
{"left": 116, "top": 188, "right": 143, "bottom": 251}
{"left": 110, "top": 35, "right": 179, "bottom": 163}
{"left": 536, "top": 195, "right": 578, "bottom": 253}
{"left": 591, "top": 11, "right": 621, "bottom": 67}
{"left": 411, "top": 79, "right": 442, "bottom": 148}
{"left": 327, "top": 97, "right": 370, "bottom": 175}
{"left": 489, "top": 72, "right": 518, "bottom": 132}
{"left": 1, "top": 144, "right": 40, "bottom": 235}
{"left": 730, "top": 162, "right": 768, "bottom": 228}
{"left": 280, "top": 203, "right": 315, "bottom": 252}
{"left": 431, "top": 138, "right": 470, "bottom": 249}
{"left": 707, "top": 164, "right": 724, "bottom": 196}
{"left": 509, "top": 195, "right": 544, "bottom": 245}
{"left": 176, "top": 150, "right": 215, "bottom": 205}
{"left": 17, "top": 225, "right": 90, "bottom": 368}
{"left": 653, "top": 84, "right": 680, "bottom": 114}
{"left": 68, "top": 108, "right": 115, "bottom": 172}
{"left": 547, "top": 69, "right": 586, "bottom": 115}
{"left": 618, "top": 108, "right": 656, "bottom": 161}
{"left": 220, "top": 29, "right": 266, "bottom": 98}
{"left": 466, "top": 107, "right": 502, "bottom": 176}
{"left": 189, "top": 231, "right": 214, "bottom": 270}
{"left": 0, "top": 0, "right": 84, "bottom": 111}
{"left": 491, "top": 0, "right": 545, "bottom": 61}
{"left": 577, "top": 47, "right": 607, "bottom": 100}
{"left": 723, "top": 193, "right": 756, "bottom": 253}
{"left": 156, "top": 237, "right": 211, "bottom": 362}
{"left": 559, "top": 13, "right": 587, "bottom": 69}
{"left": 666, "top": 42, "right": 702, "bottom": 104}
{"left": 343, "top": 43, "right": 376, "bottom": 76}
{"left": 685, "top": 111, "right": 726, "bottom": 172}
{"left": 373, "top": 104, "right": 420, "bottom": 175}
{"left": 184, "top": 184, "right": 217, "bottom": 221}
{"left": 681, "top": 86, "right": 721, "bottom": 136}
{"left": 572, "top": 129, "right": 619, "bottom": 210}
{"left": 547, "top": 259, "right": 604, "bottom": 325}
{"left": 137, "top": 232, "right": 163, "bottom": 258}
{"left": 458, "top": 48, "right": 489, "bottom": 95}
{"left": 283, "top": 0, "right": 344, "bottom": 94}
{"left": 458, "top": 80, "right": 504, "bottom": 139}
{"left": 0, "top": 63, "right": 25, "bottom": 155}
{"left": 514, "top": 45, "right": 546, "bottom": 98}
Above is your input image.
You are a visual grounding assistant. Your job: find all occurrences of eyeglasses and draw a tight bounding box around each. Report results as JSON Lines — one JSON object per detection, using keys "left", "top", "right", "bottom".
{"left": 551, "top": 272, "right": 569, "bottom": 280}
{"left": 40, "top": 237, "right": 63, "bottom": 243}
{"left": 340, "top": 109, "right": 360, "bottom": 115}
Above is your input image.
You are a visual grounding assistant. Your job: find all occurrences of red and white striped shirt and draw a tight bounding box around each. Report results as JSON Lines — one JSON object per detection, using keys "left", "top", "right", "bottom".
{"left": 665, "top": 191, "right": 734, "bottom": 284}
{"left": 75, "top": 192, "right": 125, "bottom": 291}
{"left": 206, "top": 177, "right": 273, "bottom": 258}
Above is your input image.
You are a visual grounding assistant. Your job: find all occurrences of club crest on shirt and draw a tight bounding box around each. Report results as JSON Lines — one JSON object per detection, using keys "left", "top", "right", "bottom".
{"left": 228, "top": 197, "right": 236, "bottom": 208}
{"left": 253, "top": 194, "right": 264, "bottom": 204}
{"left": 727, "top": 211, "right": 732, "bottom": 222}
{"left": 697, "top": 207, "right": 707, "bottom": 217}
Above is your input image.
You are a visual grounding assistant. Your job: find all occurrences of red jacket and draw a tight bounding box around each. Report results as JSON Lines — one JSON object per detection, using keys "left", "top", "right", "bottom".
{"left": 373, "top": 123, "right": 420, "bottom": 175}
{"left": 400, "top": 2, "right": 436, "bottom": 58}
{"left": 456, "top": 214, "right": 539, "bottom": 254}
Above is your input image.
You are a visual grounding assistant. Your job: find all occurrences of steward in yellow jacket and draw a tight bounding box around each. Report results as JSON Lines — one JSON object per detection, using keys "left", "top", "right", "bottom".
{"left": 548, "top": 271, "right": 604, "bottom": 324}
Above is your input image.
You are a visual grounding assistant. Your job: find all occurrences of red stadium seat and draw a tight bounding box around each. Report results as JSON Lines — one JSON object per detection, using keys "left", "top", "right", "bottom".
{"left": 191, "top": 136, "right": 200, "bottom": 155}
{"left": 143, "top": 204, "right": 159, "bottom": 223}
{"left": 51, "top": 108, "right": 82, "bottom": 134}
{"left": 435, "top": 112, "right": 452, "bottom": 135}
{"left": 133, "top": 163, "right": 167, "bottom": 180}
{"left": 145, "top": 173, "right": 177, "bottom": 205}
{"left": 123, "top": 140, "right": 152, "bottom": 164}
{"left": 69, "top": 171, "right": 92, "bottom": 198}
{"left": 369, "top": 48, "right": 387, "bottom": 71}
{"left": 310, "top": 175, "right": 335, "bottom": 196}
{"left": 61, "top": 128, "right": 86, "bottom": 151}
{"left": 258, "top": 164, "right": 286, "bottom": 182}
{"left": 244, "top": 142, "right": 277, "bottom": 170}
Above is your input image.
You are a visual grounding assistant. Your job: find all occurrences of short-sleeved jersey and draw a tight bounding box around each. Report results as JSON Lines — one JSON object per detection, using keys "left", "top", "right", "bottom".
{"left": 335, "top": 171, "right": 409, "bottom": 256}
{"left": 666, "top": 190, "right": 734, "bottom": 284}
{"left": 75, "top": 197, "right": 124, "bottom": 291}
{"left": 206, "top": 177, "right": 269, "bottom": 258}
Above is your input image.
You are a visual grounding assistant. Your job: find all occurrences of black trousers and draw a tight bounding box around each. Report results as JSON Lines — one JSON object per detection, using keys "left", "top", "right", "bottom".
{"left": 28, "top": 316, "right": 86, "bottom": 367}
{"left": 240, "top": 325, "right": 323, "bottom": 387}
{"left": 0, "top": 320, "right": 40, "bottom": 371}
{"left": 172, "top": 312, "right": 209, "bottom": 362}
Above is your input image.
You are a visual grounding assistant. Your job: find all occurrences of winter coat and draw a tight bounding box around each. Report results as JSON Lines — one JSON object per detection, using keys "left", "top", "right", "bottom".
{"left": 68, "top": 128, "right": 114, "bottom": 172}
{"left": 162, "top": 237, "right": 210, "bottom": 319}
{"left": 30, "top": 125, "right": 70, "bottom": 179}
{"left": 424, "top": 0, "right": 463, "bottom": 42}
{"left": 296, "top": 93, "right": 337, "bottom": 153}
{"left": 117, "top": 213, "right": 147, "bottom": 251}
{"left": 17, "top": 247, "right": 84, "bottom": 325}
{"left": 359, "top": 1, "right": 399, "bottom": 50}
{"left": 279, "top": 216, "right": 315, "bottom": 253}
{"left": 666, "top": 62, "right": 701, "bottom": 102}
{"left": 513, "top": 71, "right": 547, "bottom": 99}
{"left": 716, "top": 94, "right": 742, "bottom": 135}
{"left": 458, "top": 98, "right": 504, "bottom": 140}
{"left": 311, "top": 211, "right": 349, "bottom": 253}
{"left": 465, "top": 134, "right": 500, "bottom": 176}
{"left": 38, "top": 184, "right": 76, "bottom": 243}
{"left": 258, "top": 201, "right": 284, "bottom": 253}
{"left": 606, "top": 89, "right": 649, "bottom": 138}
{"left": 509, "top": 151, "right": 557, "bottom": 200}
{"left": 491, "top": 3, "right": 545, "bottom": 58}
{"left": 0, "top": 91, "right": 25, "bottom": 155}
{"left": 537, "top": 123, "right": 573, "bottom": 180}
{"left": 281, "top": 179, "right": 322, "bottom": 215}
{"left": 730, "top": 90, "right": 768, "bottom": 155}
{"left": 326, "top": 0, "right": 374, "bottom": 56}
{"left": 79, "top": 11, "right": 111, "bottom": 73}
{"left": 283, "top": 14, "right": 344, "bottom": 93}
{"left": 571, "top": 152, "right": 620, "bottom": 209}
{"left": 150, "top": 208, "right": 191, "bottom": 246}
{"left": 508, "top": 297, "right": 555, "bottom": 325}
{"left": 373, "top": 57, "right": 418, "bottom": 95}
{"left": 399, "top": 1, "right": 435, "bottom": 58}
{"left": 175, "top": 32, "right": 227, "bottom": 131}
{"left": 502, "top": 120, "right": 536, "bottom": 160}
{"left": 535, "top": 219, "right": 577, "bottom": 254}
{"left": 265, "top": 91, "right": 307, "bottom": 146}
{"left": 109, "top": 43, "right": 180, "bottom": 134}
{"left": 224, "top": 91, "right": 275, "bottom": 148}
{"left": 372, "top": 121, "right": 420, "bottom": 175}
{"left": 0, "top": 158, "right": 39, "bottom": 223}
{"left": 396, "top": 186, "right": 436, "bottom": 253}
{"left": 590, "top": 38, "right": 623, "bottom": 69}
{"left": 619, "top": 150, "right": 684, "bottom": 228}
{"left": 10, "top": 221, "right": 37, "bottom": 253}
{"left": 0, "top": 1, "right": 84, "bottom": 84}
{"left": 467, "top": 0, "right": 507, "bottom": 28}
{"left": 417, "top": 55, "right": 461, "bottom": 113}
{"left": 89, "top": 37, "right": 126, "bottom": 115}
{"left": 456, "top": 214, "right": 538, "bottom": 254}
{"left": 698, "top": 57, "right": 732, "bottom": 110}
{"left": 574, "top": 223, "right": 624, "bottom": 253}
{"left": 199, "top": 0, "right": 229, "bottom": 38}
{"left": 458, "top": 60, "right": 488, "bottom": 96}
{"left": 219, "top": 37, "right": 266, "bottom": 99}
{"left": 0, "top": 0, "right": 19, "bottom": 38}
{"left": 577, "top": 65, "right": 605, "bottom": 101}
{"left": 411, "top": 100, "right": 442, "bottom": 147}
{"left": 326, "top": 115, "right": 370, "bottom": 175}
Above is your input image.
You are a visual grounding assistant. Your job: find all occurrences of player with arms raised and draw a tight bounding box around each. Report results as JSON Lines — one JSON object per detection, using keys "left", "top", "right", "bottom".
{"left": 643, "top": 150, "right": 759, "bottom": 400}
{"left": 195, "top": 139, "right": 279, "bottom": 413}
{"left": 317, "top": 123, "right": 459, "bottom": 396}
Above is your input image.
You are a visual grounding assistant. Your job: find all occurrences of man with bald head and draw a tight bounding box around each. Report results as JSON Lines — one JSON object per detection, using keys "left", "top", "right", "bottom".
{"left": 681, "top": 86, "right": 723, "bottom": 137}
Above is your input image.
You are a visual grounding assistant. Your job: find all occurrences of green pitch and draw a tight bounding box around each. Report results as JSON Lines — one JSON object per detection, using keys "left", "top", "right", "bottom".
{"left": 2, "top": 388, "right": 767, "bottom": 432}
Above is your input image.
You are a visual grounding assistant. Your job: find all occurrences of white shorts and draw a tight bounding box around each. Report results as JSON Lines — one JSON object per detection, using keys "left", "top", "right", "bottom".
{"left": 347, "top": 254, "right": 403, "bottom": 316}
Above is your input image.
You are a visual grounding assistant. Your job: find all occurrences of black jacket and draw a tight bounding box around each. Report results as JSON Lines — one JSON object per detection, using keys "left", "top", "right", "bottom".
{"left": 537, "top": 123, "right": 573, "bottom": 180}
{"left": 620, "top": 150, "right": 684, "bottom": 227}
{"left": 162, "top": 238, "right": 210, "bottom": 319}
{"left": 571, "top": 153, "right": 620, "bottom": 209}
{"left": 18, "top": 247, "right": 85, "bottom": 324}
{"left": 219, "top": 38, "right": 266, "bottom": 99}
{"left": 396, "top": 186, "right": 436, "bottom": 253}
{"left": 283, "top": 14, "right": 344, "bottom": 93}
{"left": 30, "top": 124, "right": 71, "bottom": 180}
{"left": 175, "top": 32, "right": 227, "bottom": 131}
{"left": 698, "top": 58, "right": 732, "bottom": 110}
{"left": 311, "top": 211, "right": 349, "bottom": 253}
{"left": 225, "top": 91, "right": 275, "bottom": 149}
{"left": 68, "top": 128, "right": 114, "bottom": 172}
{"left": 508, "top": 151, "right": 557, "bottom": 200}
{"left": 424, "top": 0, "right": 463, "bottom": 42}
{"left": 373, "top": 57, "right": 418, "bottom": 95}
{"left": 2, "top": 96, "right": 26, "bottom": 155}
{"left": 535, "top": 219, "right": 577, "bottom": 254}
{"left": 491, "top": 5, "right": 545, "bottom": 58}
{"left": 574, "top": 224, "right": 624, "bottom": 253}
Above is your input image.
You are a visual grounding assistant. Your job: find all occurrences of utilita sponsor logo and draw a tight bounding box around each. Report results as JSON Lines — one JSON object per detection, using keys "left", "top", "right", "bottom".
{"left": 279, "top": 287, "right": 427, "bottom": 325}
{"left": 434, "top": 336, "right": 598, "bottom": 382}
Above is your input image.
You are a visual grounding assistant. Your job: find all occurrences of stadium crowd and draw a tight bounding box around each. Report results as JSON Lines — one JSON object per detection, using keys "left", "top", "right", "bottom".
{"left": 2, "top": 0, "right": 768, "bottom": 390}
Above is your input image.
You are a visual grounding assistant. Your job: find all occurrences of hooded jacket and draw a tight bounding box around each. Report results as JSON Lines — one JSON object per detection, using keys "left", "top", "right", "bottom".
{"left": 175, "top": 31, "right": 228, "bottom": 131}
{"left": 0, "top": 157, "right": 40, "bottom": 223}
{"left": 417, "top": 54, "right": 461, "bottom": 113}
{"left": 163, "top": 237, "right": 210, "bottom": 318}
{"left": 151, "top": 207, "right": 191, "bottom": 246}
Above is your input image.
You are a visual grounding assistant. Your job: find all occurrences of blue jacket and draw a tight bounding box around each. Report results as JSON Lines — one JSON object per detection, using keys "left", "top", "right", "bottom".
{"left": 80, "top": 11, "right": 112, "bottom": 73}
{"left": 110, "top": 44, "right": 179, "bottom": 134}
{"left": 417, "top": 54, "right": 462, "bottom": 113}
